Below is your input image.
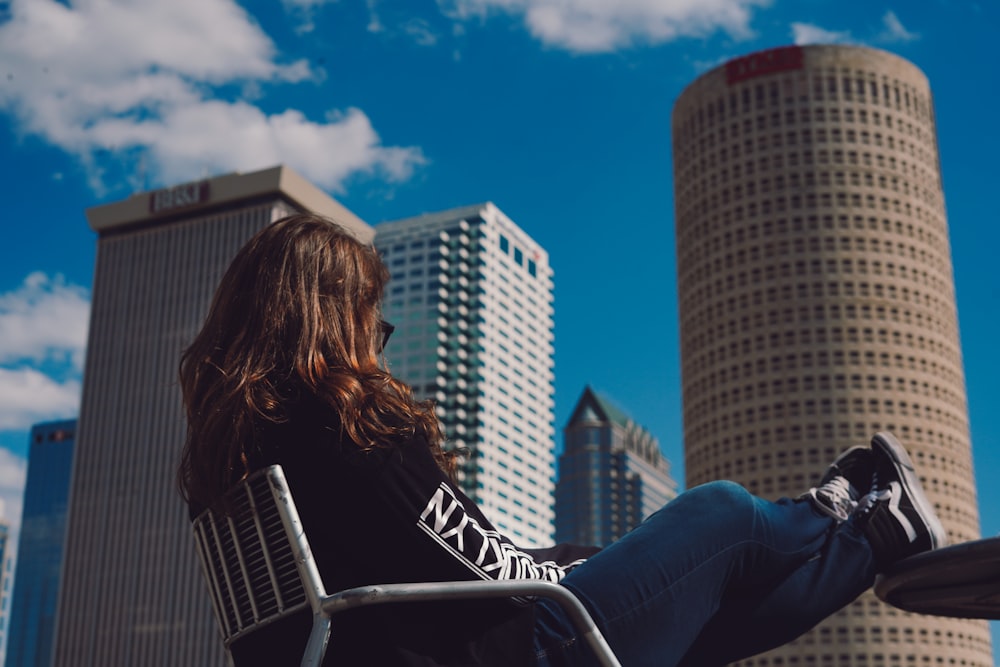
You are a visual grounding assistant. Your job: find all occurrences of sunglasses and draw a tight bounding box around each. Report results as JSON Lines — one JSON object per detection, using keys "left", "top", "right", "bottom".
{"left": 378, "top": 320, "right": 395, "bottom": 352}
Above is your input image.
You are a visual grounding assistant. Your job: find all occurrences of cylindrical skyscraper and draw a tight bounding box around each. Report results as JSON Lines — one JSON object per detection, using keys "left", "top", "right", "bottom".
{"left": 672, "top": 45, "right": 992, "bottom": 666}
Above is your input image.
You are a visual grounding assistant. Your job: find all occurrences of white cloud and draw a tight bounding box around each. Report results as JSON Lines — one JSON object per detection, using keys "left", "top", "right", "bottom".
{"left": 0, "top": 0, "right": 424, "bottom": 193}
{"left": 0, "top": 450, "right": 28, "bottom": 494}
{"left": 791, "top": 22, "right": 852, "bottom": 45}
{"left": 281, "top": 0, "right": 338, "bottom": 34}
{"left": 879, "top": 10, "right": 918, "bottom": 43}
{"left": 403, "top": 18, "right": 440, "bottom": 46}
{"left": 282, "top": 0, "right": 337, "bottom": 9}
{"left": 88, "top": 102, "right": 425, "bottom": 192}
{"left": 0, "top": 368, "right": 81, "bottom": 431}
{"left": 0, "top": 273, "right": 90, "bottom": 371}
{"left": 363, "top": 4, "right": 440, "bottom": 48}
{"left": 437, "top": 0, "right": 771, "bottom": 53}
{"left": 0, "top": 273, "right": 87, "bottom": 434}
{"left": 367, "top": 0, "right": 386, "bottom": 33}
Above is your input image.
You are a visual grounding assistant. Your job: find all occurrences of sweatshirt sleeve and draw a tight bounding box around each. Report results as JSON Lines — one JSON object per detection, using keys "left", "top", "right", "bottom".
{"left": 377, "top": 440, "right": 599, "bottom": 583}
{"left": 415, "top": 480, "right": 598, "bottom": 582}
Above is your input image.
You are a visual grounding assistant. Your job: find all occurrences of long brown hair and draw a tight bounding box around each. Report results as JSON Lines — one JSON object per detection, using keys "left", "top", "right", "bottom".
{"left": 177, "top": 213, "right": 450, "bottom": 508}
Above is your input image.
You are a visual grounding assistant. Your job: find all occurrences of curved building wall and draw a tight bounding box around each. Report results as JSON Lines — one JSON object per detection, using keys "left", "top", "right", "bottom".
{"left": 672, "top": 44, "right": 992, "bottom": 666}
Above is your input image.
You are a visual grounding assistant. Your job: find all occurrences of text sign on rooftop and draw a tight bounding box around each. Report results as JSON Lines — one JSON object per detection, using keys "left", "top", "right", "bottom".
{"left": 149, "top": 180, "right": 210, "bottom": 214}
{"left": 726, "top": 46, "right": 804, "bottom": 85}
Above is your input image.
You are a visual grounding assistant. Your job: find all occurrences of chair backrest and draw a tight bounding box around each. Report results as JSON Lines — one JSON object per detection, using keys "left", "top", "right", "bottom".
{"left": 191, "top": 465, "right": 315, "bottom": 648}
{"left": 192, "top": 465, "right": 622, "bottom": 667}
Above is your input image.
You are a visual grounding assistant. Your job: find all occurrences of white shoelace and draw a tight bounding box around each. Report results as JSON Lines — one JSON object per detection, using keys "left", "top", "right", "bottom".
{"left": 817, "top": 476, "right": 858, "bottom": 518}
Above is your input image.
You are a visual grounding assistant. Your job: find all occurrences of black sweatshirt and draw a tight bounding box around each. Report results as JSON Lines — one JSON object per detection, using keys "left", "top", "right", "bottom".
{"left": 220, "top": 400, "right": 599, "bottom": 666}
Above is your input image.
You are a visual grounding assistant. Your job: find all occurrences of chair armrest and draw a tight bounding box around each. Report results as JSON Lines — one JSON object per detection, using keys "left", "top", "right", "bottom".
{"left": 318, "top": 580, "right": 621, "bottom": 667}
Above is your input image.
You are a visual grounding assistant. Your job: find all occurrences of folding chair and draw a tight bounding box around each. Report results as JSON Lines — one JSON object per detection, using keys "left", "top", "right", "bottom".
{"left": 191, "top": 464, "right": 622, "bottom": 667}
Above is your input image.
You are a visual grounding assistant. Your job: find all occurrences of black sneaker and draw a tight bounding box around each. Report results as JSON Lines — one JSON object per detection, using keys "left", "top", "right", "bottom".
{"left": 856, "top": 432, "right": 947, "bottom": 569}
{"left": 800, "top": 446, "right": 874, "bottom": 522}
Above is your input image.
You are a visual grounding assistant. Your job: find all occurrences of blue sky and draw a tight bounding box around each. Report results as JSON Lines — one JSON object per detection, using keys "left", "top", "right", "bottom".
{"left": 1, "top": 0, "right": 999, "bottom": 646}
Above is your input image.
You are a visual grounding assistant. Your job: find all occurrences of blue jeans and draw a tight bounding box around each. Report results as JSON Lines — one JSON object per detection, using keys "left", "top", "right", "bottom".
{"left": 533, "top": 481, "right": 876, "bottom": 667}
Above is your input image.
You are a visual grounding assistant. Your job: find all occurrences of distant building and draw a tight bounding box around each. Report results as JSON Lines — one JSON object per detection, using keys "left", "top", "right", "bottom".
{"left": 672, "top": 44, "right": 992, "bottom": 665}
{"left": 5, "top": 420, "right": 75, "bottom": 667}
{"left": 52, "top": 166, "right": 373, "bottom": 666}
{"left": 0, "top": 522, "right": 11, "bottom": 665}
{"left": 556, "top": 387, "right": 677, "bottom": 547}
{"left": 375, "top": 203, "right": 556, "bottom": 547}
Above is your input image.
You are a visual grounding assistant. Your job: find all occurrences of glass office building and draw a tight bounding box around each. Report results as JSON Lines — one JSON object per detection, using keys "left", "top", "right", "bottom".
{"left": 375, "top": 203, "right": 557, "bottom": 547}
{"left": 555, "top": 387, "right": 677, "bottom": 547}
{"left": 4, "top": 420, "right": 75, "bottom": 667}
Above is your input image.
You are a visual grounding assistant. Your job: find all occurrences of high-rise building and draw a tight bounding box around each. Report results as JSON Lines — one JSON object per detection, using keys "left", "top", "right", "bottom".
{"left": 374, "top": 203, "right": 556, "bottom": 547}
{"left": 52, "top": 166, "right": 373, "bottom": 666}
{"left": 672, "top": 44, "right": 992, "bottom": 665}
{"left": 5, "top": 420, "right": 75, "bottom": 667}
{"left": 0, "top": 522, "right": 11, "bottom": 666}
{"left": 555, "top": 387, "right": 677, "bottom": 547}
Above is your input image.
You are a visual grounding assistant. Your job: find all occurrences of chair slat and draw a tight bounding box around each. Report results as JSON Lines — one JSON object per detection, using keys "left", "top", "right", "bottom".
{"left": 246, "top": 476, "right": 288, "bottom": 612}
{"left": 227, "top": 507, "right": 261, "bottom": 624}
{"left": 192, "top": 520, "right": 231, "bottom": 639}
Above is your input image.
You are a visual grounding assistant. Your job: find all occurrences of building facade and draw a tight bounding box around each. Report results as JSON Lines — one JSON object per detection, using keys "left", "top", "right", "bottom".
{"left": 0, "top": 522, "right": 11, "bottom": 666}
{"left": 555, "top": 387, "right": 677, "bottom": 547}
{"left": 51, "top": 167, "right": 373, "bottom": 666}
{"left": 672, "top": 45, "right": 992, "bottom": 665}
{"left": 5, "top": 420, "right": 75, "bottom": 667}
{"left": 374, "top": 203, "right": 556, "bottom": 547}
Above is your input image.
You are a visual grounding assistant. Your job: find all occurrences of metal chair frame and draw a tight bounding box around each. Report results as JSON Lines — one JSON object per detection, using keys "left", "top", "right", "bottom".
{"left": 191, "top": 465, "right": 622, "bottom": 667}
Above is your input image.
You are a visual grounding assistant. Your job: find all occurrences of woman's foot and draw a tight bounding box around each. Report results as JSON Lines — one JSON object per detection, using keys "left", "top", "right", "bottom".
{"left": 855, "top": 432, "right": 947, "bottom": 569}
{"left": 801, "top": 445, "right": 874, "bottom": 522}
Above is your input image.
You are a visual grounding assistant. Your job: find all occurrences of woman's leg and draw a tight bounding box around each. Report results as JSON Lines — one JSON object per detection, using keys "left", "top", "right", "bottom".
{"left": 676, "top": 519, "right": 874, "bottom": 665}
{"left": 533, "top": 481, "right": 875, "bottom": 667}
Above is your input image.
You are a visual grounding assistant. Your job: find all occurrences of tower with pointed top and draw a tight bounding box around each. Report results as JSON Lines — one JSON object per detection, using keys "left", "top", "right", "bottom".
{"left": 555, "top": 387, "right": 677, "bottom": 547}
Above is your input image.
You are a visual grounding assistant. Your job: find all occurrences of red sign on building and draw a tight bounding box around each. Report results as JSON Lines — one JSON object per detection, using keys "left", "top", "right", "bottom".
{"left": 726, "top": 46, "right": 804, "bottom": 85}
